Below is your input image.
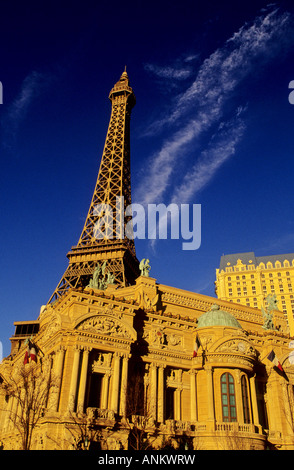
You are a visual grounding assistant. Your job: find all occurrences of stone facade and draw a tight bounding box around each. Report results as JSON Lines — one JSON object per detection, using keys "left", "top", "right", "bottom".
{"left": 1, "top": 275, "right": 294, "bottom": 450}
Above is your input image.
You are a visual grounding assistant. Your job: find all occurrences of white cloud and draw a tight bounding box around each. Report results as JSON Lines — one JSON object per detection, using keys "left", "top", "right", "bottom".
{"left": 2, "top": 70, "right": 51, "bottom": 150}
{"left": 144, "top": 63, "right": 192, "bottom": 80}
{"left": 135, "top": 7, "right": 292, "bottom": 208}
{"left": 170, "top": 113, "right": 246, "bottom": 204}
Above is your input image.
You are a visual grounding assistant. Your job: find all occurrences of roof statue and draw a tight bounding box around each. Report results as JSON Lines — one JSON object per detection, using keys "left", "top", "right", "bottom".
{"left": 139, "top": 258, "right": 151, "bottom": 277}
{"left": 261, "top": 293, "right": 278, "bottom": 330}
{"left": 88, "top": 261, "right": 116, "bottom": 290}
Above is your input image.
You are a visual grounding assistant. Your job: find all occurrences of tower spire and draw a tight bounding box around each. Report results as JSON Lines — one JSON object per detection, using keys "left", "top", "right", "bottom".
{"left": 48, "top": 71, "right": 139, "bottom": 303}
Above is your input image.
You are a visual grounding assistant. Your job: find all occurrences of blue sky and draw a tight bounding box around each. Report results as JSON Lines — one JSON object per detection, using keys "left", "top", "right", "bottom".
{"left": 1, "top": 0, "right": 294, "bottom": 357}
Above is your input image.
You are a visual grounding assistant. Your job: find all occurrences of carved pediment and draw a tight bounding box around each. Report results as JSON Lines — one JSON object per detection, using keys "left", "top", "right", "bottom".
{"left": 75, "top": 315, "right": 136, "bottom": 341}
{"left": 214, "top": 338, "right": 256, "bottom": 357}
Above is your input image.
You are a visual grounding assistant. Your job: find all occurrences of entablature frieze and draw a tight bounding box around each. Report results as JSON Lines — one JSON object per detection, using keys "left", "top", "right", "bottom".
{"left": 192, "top": 352, "right": 255, "bottom": 371}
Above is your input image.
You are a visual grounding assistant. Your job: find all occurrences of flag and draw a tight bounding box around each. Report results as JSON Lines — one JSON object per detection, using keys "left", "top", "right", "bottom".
{"left": 23, "top": 340, "right": 37, "bottom": 364}
{"left": 24, "top": 345, "right": 30, "bottom": 365}
{"left": 30, "top": 345, "right": 37, "bottom": 362}
{"left": 193, "top": 335, "right": 201, "bottom": 358}
{"left": 267, "top": 350, "right": 283, "bottom": 372}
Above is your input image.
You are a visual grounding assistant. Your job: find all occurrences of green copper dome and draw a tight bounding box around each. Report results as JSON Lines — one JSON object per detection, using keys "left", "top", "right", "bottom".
{"left": 197, "top": 304, "right": 242, "bottom": 329}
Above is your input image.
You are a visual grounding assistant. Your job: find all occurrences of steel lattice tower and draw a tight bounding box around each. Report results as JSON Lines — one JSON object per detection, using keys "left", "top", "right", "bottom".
{"left": 48, "top": 69, "right": 139, "bottom": 303}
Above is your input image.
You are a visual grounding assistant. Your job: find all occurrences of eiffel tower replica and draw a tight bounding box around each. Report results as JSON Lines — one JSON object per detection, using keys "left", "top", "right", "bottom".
{"left": 48, "top": 69, "right": 140, "bottom": 303}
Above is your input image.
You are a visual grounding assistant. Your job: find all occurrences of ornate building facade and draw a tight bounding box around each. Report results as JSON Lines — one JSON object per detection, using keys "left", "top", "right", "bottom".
{"left": 1, "top": 72, "right": 294, "bottom": 450}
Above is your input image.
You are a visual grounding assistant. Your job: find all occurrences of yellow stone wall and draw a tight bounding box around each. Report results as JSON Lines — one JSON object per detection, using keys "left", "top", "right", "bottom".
{"left": 0, "top": 276, "right": 294, "bottom": 450}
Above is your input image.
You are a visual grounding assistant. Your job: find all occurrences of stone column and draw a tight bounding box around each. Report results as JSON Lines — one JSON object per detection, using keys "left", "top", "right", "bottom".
{"left": 235, "top": 370, "right": 243, "bottom": 423}
{"left": 77, "top": 347, "right": 90, "bottom": 414}
{"left": 119, "top": 354, "right": 129, "bottom": 417}
{"left": 55, "top": 346, "right": 66, "bottom": 412}
{"left": 3, "top": 396, "right": 13, "bottom": 431}
{"left": 281, "top": 380, "right": 293, "bottom": 435}
{"left": 205, "top": 366, "right": 215, "bottom": 421}
{"left": 175, "top": 388, "right": 182, "bottom": 421}
{"left": 150, "top": 362, "right": 157, "bottom": 420}
{"left": 190, "top": 370, "right": 197, "bottom": 422}
{"left": 102, "top": 371, "right": 111, "bottom": 409}
{"left": 68, "top": 345, "right": 80, "bottom": 413}
{"left": 249, "top": 374, "right": 259, "bottom": 426}
{"left": 110, "top": 352, "right": 121, "bottom": 413}
{"left": 157, "top": 365, "right": 164, "bottom": 422}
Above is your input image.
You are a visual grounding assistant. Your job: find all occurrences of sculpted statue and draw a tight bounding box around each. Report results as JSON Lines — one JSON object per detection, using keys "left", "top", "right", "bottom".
{"left": 88, "top": 261, "right": 115, "bottom": 290}
{"left": 261, "top": 294, "right": 278, "bottom": 330}
{"left": 139, "top": 258, "right": 151, "bottom": 277}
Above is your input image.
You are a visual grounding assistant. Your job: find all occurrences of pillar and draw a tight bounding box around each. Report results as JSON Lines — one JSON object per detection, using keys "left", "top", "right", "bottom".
{"left": 175, "top": 388, "right": 182, "bottom": 421}
{"left": 190, "top": 370, "right": 197, "bottom": 422}
{"left": 235, "top": 370, "right": 243, "bottom": 423}
{"left": 205, "top": 366, "right": 215, "bottom": 421}
{"left": 55, "top": 346, "right": 66, "bottom": 412}
{"left": 68, "top": 345, "right": 80, "bottom": 413}
{"left": 119, "top": 354, "right": 129, "bottom": 416}
{"left": 102, "top": 371, "right": 111, "bottom": 409}
{"left": 249, "top": 374, "right": 259, "bottom": 426}
{"left": 150, "top": 362, "right": 157, "bottom": 420}
{"left": 157, "top": 365, "right": 164, "bottom": 422}
{"left": 77, "top": 347, "right": 90, "bottom": 414}
{"left": 3, "top": 396, "right": 13, "bottom": 431}
{"left": 110, "top": 352, "right": 121, "bottom": 413}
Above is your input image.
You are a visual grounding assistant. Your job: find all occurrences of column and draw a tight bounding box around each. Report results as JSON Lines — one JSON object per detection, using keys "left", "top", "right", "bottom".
{"left": 119, "top": 354, "right": 129, "bottom": 417}
{"left": 68, "top": 345, "right": 80, "bottom": 413}
{"left": 3, "top": 396, "right": 13, "bottom": 431}
{"left": 235, "top": 370, "right": 243, "bottom": 423}
{"left": 175, "top": 388, "right": 182, "bottom": 421}
{"left": 249, "top": 374, "right": 259, "bottom": 426}
{"left": 110, "top": 352, "right": 121, "bottom": 413}
{"left": 205, "top": 366, "right": 215, "bottom": 421}
{"left": 150, "top": 362, "right": 157, "bottom": 420}
{"left": 190, "top": 370, "right": 197, "bottom": 422}
{"left": 54, "top": 347, "right": 66, "bottom": 412}
{"left": 157, "top": 365, "right": 164, "bottom": 422}
{"left": 281, "top": 381, "right": 293, "bottom": 435}
{"left": 77, "top": 347, "right": 90, "bottom": 414}
{"left": 101, "top": 371, "right": 111, "bottom": 409}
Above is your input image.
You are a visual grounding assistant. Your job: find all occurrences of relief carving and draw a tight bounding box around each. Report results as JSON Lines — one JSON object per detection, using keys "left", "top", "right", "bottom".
{"left": 216, "top": 339, "right": 256, "bottom": 357}
{"left": 76, "top": 315, "right": 135, "bottom": 340}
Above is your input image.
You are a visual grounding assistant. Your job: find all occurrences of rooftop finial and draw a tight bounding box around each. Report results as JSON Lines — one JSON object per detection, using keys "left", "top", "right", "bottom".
{"left": 121, "top": 66, "right": 128, "bottom": 80}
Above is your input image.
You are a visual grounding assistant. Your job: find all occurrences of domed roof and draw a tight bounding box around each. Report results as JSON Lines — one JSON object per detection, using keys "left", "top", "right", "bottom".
{"left": 197, "top": 304, "right": 242, "bottom": 329}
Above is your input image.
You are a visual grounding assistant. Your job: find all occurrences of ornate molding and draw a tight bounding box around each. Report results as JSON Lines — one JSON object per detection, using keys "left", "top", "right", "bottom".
{"left": 75, "top": 314, "right": 136, "bottom": 340}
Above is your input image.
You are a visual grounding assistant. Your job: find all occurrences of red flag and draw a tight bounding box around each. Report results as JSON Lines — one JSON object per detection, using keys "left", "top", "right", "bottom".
{"left": 267, "top": 350, "right": 283, "bottom": 372}
{"left": 24, "top": 346, "right": 30, "bottom": 365}
{"left": 23, "top": 341, "right": 37, "bottom": 364}
{"left": 193, "top": 335, "right": 201, "bottom": 358}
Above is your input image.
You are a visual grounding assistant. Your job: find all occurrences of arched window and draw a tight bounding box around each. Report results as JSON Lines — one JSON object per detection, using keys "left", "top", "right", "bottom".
{"left": 221, "top": 373, "right": 237, "bottom": 422}
{"left": 241, "top": 375, "right": 250, "bottom": 424}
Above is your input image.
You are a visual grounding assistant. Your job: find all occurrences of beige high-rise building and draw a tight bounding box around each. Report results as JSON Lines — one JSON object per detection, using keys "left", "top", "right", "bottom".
{"left": 1, "top": 72, "right": 294, "bottom": 451}
{"left": 215, "top": 252, "right": 294, "bottom": 335}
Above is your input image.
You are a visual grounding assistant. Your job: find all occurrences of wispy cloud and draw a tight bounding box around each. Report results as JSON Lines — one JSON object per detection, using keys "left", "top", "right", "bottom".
{"left": 134, "top": 7, "right": 292, "bottom": 208}
{"left": 1, "top": 70, "right": 52, "bottom": 151}
{"left": 144, "top": 63, "right": 192, "bottom": 80}
{"left": 171, "top": 110, "right": 246, "bottom": 204}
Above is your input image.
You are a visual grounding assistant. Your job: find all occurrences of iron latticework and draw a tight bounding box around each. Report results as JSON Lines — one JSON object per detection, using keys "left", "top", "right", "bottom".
{"left": 48, "top": 69, "right": 139, "bottom": 303}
